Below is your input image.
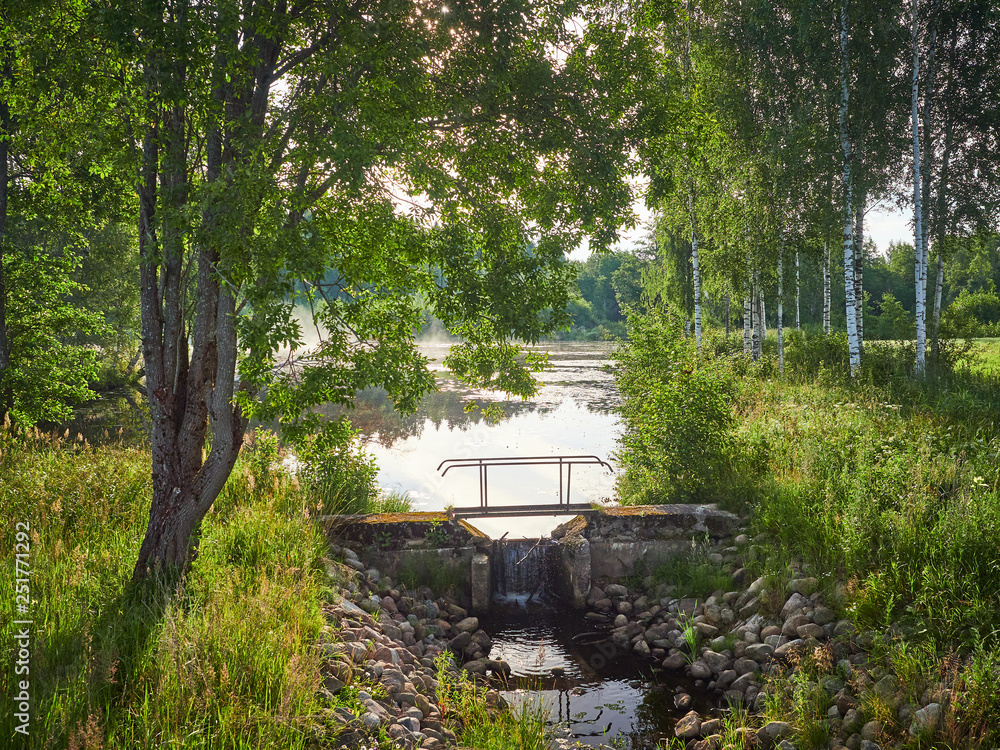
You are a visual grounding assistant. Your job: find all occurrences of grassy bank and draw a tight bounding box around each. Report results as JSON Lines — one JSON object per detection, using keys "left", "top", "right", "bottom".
{"left": 0, "top": 425, "right": 547, "bottom": 749}
{"left": 614, "top": 314, "right": 1000, "bottom": 745}
{"left": 0, "top": 426, "right": 332, "bottom": 748}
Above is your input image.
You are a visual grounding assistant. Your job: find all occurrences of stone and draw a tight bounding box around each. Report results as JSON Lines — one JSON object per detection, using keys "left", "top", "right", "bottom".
{"left": 361, "top": 712, "right": 382, "bottom": 730}
{"left": 398, "top": 716, "right": 421, "bottom": 733}
{"left": 674, "top": 692, "right": 693, "bottom": 709}
{"left": 730, "top": 672, "right": 755, "bottom": 693}
{"left": 674, "top": 710, "right": 702, "bottom": 740}
{"left": 633, "top": 639, "right": 651, "bottom": 657}
{"left": 694, "top": 622, "right": 720, "bottom": 638}
{"left": 663, "top": 652, "right": 687, "bottom": 669}
{"left": 733, "top": 657, "right": 760, "bottom": 675}
{"left": 614, "top": 614, "right": 628, "bottom": 628}
{"left": 453, "top": 616, "right": 479, "bottom": 633}
{"left": 448, "top": 632, "right": 472, "bottom": 652}
{"left": 617, "top": 600, "right": 634, "bottom": 615}
{"left": 761, "top": 625, "right": 782, "bottom": 639}
{"left": 909, "top": 703, "right": 941, "bottom": 737}
{"left": 842, "top": 709, "right": 860, "bottom": 731}
{"left": 747, "top": 576, "right": 766, "bottom": 596}
{"left": 595, "top": 598, "right": 613, "bottom": 612}
{"left": 716, "top": 669, "right": 737, "bottom": 689}
{"left": 786, "top": 577, "right": 818, "bottom": 595}
{"left": 780, "top": 592, "right": 809, "bottom": 619}
{"left": 758, "top": 721, "right": 794, "bottom": 742}
{"left": 322, "top": 674, "right": 345, "bottom": 693}
{"left": 813, "top": 606, "right": 836, "bottom": 625}
{"left": 873, "top": 674, "right": 896, "bottom": 700}
{"left": 860, "top": 742, "right": 880, "bottom": 750}
{"left": 689, "top": 660, "right": 712, "bottom": 680}
{"left": 796, "top": 623, "right": 825, "bottom": 640}
{"left": 782, "top": 614, "right": 811, "bottom": 637}
{"left": 702, "top": 650, "right": 731, "bottom": 674}
{"left": 745, "top": 643, "right": 774, "bottom": 662}
{"left": 861, "top": 720, "right": 882, "bottom": 741}
{"left": 605, "top": 583, "right": 628, "bottom": 598}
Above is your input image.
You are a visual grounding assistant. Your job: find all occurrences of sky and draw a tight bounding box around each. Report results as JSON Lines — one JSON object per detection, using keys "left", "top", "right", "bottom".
{"left": 571, "top": 200, "right": 915, "bottom": 262}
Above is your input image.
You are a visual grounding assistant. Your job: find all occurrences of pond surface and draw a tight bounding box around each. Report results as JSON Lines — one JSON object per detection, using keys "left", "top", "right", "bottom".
{"left": 338, "top": 341, "right": 621, "bottom": 539}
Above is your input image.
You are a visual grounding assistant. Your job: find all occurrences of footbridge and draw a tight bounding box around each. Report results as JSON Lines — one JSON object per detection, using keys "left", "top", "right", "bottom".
{"left": 436, "top": 454, "right": 613, "bottom": 518}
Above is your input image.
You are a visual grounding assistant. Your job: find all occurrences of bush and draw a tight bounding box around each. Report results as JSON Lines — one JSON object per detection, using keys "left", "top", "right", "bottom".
{"left": 612, "top": 307, "right": 739, "bottom": 505}
{"left": 295, "top": 418, "right": 380, "bottom": 515}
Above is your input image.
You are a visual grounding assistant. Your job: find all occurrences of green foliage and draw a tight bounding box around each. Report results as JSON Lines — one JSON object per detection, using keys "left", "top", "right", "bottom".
{"left": 741, "top": 359, "right": 1000, "bottom": 655}
{"left": 613, "top": 307, "right": 739, "bottom": 505}
{"left": 873, "top": 292, "right": 916, "bottom": 341}
{"left": 0, "top": 425, "right": 329, "bottom": 748}
{"left": 1, "top": 249, "right": 107, "bottom": 424}
{"left": 435, "top": 654, "right": 548, "bottom": 750}
{"left": 396, "top": 553, "right": 469, "bottom": 600}
{"left": 941, "top": 288, "right": 1000, "bottom": 338}
{"left": 295, "top": 419, "right": 380, "bottom": 516}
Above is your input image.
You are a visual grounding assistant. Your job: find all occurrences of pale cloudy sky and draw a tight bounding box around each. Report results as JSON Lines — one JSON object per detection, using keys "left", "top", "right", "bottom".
{"left": 571, "top": 200, "right": 913, "bottom": 261}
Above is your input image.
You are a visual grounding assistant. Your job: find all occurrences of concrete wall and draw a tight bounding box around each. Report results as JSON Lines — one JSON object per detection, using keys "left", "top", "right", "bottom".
{"left": 332, "top": 504, "right": 741, "bottom": 612}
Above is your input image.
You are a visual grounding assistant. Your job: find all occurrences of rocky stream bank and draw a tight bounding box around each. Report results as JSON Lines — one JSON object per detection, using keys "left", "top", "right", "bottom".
{"left": 319, "top": 534, "right": 976, "bottom": 750}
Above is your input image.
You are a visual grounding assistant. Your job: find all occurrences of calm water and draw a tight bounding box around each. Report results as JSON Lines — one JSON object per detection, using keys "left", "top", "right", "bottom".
{"left": 485, "top": 605, "right": 716, "bottom": 749}
{"left": 341, "top": 341, "right": 621, "bottom": 538}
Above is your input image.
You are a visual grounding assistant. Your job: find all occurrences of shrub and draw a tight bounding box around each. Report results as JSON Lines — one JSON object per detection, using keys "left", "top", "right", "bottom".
{"left": 612, "top": 307, "right": 738, "bottom": 505}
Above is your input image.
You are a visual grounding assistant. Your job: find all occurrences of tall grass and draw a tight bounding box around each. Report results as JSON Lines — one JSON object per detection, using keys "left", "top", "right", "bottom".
{"left": 0, "top": 426, "right": 331, "bottom": 749}
{"left": 435, "top": 655, "right": 548, "bottom": 750}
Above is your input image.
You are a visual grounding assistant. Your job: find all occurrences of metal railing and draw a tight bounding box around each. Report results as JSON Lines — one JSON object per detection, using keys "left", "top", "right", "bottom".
{"left": 436, "top": 455, "right": 613, "bottom": 516}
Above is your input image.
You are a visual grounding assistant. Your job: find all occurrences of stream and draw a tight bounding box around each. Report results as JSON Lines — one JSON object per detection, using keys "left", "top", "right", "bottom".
{"left": 342, "top": 341, "right": 719, "bottom": 748}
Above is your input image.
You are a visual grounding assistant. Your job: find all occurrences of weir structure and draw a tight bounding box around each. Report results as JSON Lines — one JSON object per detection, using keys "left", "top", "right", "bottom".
{"left": 329, "top": 504, "right": 741, "bottom": 613}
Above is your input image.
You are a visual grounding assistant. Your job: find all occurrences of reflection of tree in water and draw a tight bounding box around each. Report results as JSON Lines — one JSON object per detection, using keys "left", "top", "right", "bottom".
{"left": 318, "top": 386, "right": 524, "bottom": 448}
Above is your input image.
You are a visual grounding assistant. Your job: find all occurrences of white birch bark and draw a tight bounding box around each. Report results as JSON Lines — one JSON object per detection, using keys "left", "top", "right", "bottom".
{"left": 743, "top": 294, "right": 752, "bottom": 354}
{"left": 823, "top": 239, "right": 831, "bottom": 335}
{"left": 778, "top": 244, "right": 784, "bottom": 374}
{"left": 854, "top": 200, "right": 865, "bottom": 350}
{"left": 752, "top": 274, "right": 763, "bottom": 360}
{"left": 912, "top": 0, "right": 927, "bottom": 375}
{"left": 689, "top": 189, "right": 702, "bottom": 350}
{"left": 795, "top": 250, "right": 800, "bottom": 330}
{"left": 840, "top": 0, "right": 860, "bottom": 374}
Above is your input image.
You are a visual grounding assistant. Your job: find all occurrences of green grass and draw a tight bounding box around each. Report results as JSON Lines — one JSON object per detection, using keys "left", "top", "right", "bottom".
{"left": 435, "top": 654, "right": 548, "bottom": 750}
{"left": 614, "top": 323, "right": 1000, "bottom": 747}
{"left": 0, "top": 426, "right": 336, "bottom": 749}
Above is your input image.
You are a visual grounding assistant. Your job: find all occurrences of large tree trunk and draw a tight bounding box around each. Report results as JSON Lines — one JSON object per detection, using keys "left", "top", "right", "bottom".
{"left": 931, "top": 253, "right": 944, "bottom": 353}
{"left": 854, "top": 196, "right": 865, "bottom": 352}
{"left": 823, "top": 239, "right": 831, "bottom": 335}
{"left": 778, "top": 244, "right": 784, "bottom": 374}
{"left": 840, "top": 0, "right": 860, "bottom": 374}
{"left": 689, "top": 188, "right": 702, "bottom": 350}
{"left": 0, "top": 48, "right": 12, "bottom": 416}
{"left": 132, "top": 13, "right": 267, "bottom": 579}
{"left": 743, "top": 293, "right": 752, "bottom": 354}
{"left": 912, "top": 0, "right": 927, "bottom": 376}
{"left": 752, "top": 271, "right": 763, "bottom": 360}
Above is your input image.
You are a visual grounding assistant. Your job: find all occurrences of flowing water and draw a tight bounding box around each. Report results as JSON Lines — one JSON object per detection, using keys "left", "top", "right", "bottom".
{"left": 344, "top": 341, "right": 719, "bottom": 747}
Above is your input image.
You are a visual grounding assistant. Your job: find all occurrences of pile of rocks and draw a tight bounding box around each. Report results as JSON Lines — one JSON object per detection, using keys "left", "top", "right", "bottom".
{"left": 583, "top": 554, "right": 954, "bottom": 749}
{"left": 319, "top": 545, "right": 509, "bottom": 749}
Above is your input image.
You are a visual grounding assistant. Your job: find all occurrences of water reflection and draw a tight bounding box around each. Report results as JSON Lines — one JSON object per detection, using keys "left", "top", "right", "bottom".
{"left": 487, "top": 606, "right": 716, "bottom": 748}
{"left": 337, "top": 342, "right": 621, "bottom": 538}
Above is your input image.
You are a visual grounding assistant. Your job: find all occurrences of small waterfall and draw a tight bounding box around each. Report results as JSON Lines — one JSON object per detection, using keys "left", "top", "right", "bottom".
{"left": 494, "top": 539, "right": 556, "bottom": 605}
